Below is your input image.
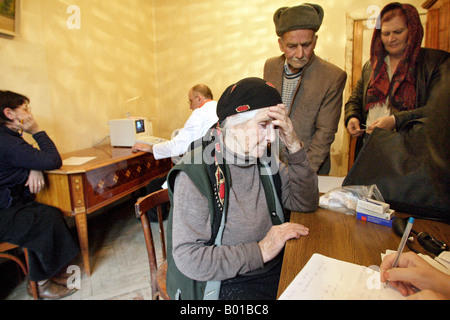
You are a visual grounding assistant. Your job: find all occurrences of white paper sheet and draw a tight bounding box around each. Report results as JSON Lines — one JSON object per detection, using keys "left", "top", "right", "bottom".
{"left": 318, "top": 176, "right": 345, "bottom": 194}
{"left": 63, "top": 157, "right": 96, "bottom": 166}
{"left": 437, "top": 251, "right": 450, "bottom": 271}
{"left": 279, "top": 254, "right": 405, "bottom": 300}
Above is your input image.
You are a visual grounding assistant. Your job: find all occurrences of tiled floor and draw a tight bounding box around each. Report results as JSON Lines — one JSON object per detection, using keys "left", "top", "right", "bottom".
{"left": 3, "top": 197, "right": 165, "bottom": 300}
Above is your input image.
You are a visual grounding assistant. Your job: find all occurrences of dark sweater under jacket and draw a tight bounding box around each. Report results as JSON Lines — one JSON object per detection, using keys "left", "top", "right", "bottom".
{"left": 0, "top": 126, "right": 62, "bottom": 209}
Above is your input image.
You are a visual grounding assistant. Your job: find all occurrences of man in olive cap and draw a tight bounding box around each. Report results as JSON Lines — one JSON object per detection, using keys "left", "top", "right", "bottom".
{"left": 264, "top": 3, "right": 347, "bottom": 174}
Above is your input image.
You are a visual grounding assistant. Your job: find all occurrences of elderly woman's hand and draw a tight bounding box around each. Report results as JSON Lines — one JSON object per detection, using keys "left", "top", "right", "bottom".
{"left": 258, "top": 223, "right": 309, "bottom": 263}
{"left": 268, "top": 104, "right": 302, "bottom": 154}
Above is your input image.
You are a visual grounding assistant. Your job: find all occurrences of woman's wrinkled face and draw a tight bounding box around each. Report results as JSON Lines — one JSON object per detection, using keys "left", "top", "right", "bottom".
{"left": 226, "top": 108, "right": 277, "bottom": 159}
{"left": 381, "top": 14, "right": 409, "bottom": 59}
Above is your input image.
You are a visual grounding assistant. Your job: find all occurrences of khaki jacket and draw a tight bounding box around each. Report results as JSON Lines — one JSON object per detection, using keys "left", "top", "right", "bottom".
{"left": 264, "top": 54, "right": 347, "bottom": 173}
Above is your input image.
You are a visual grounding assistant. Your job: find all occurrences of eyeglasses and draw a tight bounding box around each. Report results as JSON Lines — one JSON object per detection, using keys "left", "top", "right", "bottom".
{"left": 19, "top": 104, "right": 32, "bottom": 112}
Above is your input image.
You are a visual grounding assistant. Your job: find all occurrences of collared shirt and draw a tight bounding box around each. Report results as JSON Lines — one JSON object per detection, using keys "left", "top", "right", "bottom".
{"left": 152, "top": 100, "right": 218, "bottom": 160}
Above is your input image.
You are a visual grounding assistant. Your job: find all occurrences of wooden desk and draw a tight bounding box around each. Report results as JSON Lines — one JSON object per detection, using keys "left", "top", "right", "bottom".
{"left": 277, "top": 208, "right": 450, "bottom": 298}
{"left": 36, "top": 144, "right": 172, "bottom": 276}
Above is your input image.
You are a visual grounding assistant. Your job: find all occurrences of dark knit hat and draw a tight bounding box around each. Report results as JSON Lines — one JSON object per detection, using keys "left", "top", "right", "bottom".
{"left": 217, "top": 77, "right": 282, "bottom": 123}
{"left": 274, "top": 3, "right": 324, "bottom": 36}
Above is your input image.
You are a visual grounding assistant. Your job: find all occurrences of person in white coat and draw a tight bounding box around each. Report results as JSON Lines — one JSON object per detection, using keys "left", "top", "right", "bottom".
{"left": 132, "top": 85, "right": 218, "bottom": 222}
{"left": 132, "top": 84, "right": 218, "bottom": 159}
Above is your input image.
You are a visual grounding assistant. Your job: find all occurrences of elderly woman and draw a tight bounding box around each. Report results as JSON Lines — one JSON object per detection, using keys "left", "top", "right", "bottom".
{"left": 0, "top": 91, "right": 79, "bottom": 299}
{"left": 345, "top": 2, "right": 449, "bottom": 138}
{"left": 165, "top": 78, "right": 319, "bottom": 300}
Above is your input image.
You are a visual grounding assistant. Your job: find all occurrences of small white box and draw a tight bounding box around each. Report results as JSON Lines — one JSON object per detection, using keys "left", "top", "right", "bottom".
{"left": 357, "top": 206, "right": 395, "bottom": 220}
{"left": 357, "top": 198, "right": 390, "bottom": 215}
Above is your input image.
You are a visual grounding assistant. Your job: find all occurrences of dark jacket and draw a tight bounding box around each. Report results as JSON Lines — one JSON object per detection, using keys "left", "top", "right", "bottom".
{"left": 345, "top": 48, "right": 449, "bottom": 130}
{"left": 0, "top": 126, "right": 62, "bottom": 209}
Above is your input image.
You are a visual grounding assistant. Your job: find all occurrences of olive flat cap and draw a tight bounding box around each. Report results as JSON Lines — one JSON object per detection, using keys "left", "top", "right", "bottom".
{"left": 274, "top": 3, "right": 324, "bottom": 36}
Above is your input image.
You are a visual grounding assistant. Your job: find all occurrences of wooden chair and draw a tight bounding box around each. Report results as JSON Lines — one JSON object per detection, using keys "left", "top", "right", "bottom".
{"left": 135, "top": 189, "right": 170, "bottom": 300}
{"left": 0, "top": 243, "right": 39, "bottom": 300}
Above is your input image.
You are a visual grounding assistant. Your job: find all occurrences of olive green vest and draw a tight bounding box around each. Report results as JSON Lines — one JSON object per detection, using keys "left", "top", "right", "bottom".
{"left": 166, "top": 147, "right": 283, "bottom": 300}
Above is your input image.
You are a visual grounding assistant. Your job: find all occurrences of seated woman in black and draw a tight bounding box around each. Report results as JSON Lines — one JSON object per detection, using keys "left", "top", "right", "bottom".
{"left": 0, "top": 91, "right": 79, "bottom": 299}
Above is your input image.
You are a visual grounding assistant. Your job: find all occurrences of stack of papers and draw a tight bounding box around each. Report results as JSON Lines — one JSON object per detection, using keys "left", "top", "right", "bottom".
{"left": 436, "top": 251, "right": 450, "bottom": 272}
{"left": 280, "top": 251, "right": 450, "bottom": 300}
{"left": 279, "top": 254, "right": 405, "bottom": 300}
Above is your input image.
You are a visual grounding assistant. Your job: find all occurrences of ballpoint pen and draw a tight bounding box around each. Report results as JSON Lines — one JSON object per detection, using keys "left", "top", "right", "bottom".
{"left": 385, "top": 217, "right": 415, "bottom": 286}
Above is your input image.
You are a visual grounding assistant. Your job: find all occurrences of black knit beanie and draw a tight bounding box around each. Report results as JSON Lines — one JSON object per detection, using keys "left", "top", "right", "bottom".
{"left": 217, "top": 77, "right": 282, "bottom": 123}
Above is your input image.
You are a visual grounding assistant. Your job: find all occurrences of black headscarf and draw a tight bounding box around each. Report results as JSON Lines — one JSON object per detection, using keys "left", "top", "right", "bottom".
{"left": 203, "top": 77, "right": 282, "bottom": 245}
{"left": 217, "top": 77, "right": 282, "bottom": 123}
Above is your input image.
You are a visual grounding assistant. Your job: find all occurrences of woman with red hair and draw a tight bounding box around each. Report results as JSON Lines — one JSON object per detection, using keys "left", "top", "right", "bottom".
{"left": 345, "top": 2, "right": 449, "bottom": 139}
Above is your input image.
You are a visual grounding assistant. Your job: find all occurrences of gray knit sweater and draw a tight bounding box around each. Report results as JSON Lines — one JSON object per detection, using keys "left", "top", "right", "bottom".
{"left": 171, "top": 147, "right": 318, "bottom": 282}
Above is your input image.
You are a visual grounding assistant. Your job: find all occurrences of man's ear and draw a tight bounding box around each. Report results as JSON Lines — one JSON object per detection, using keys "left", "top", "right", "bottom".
{"left": 3, "top": 108, "right": 15, "bottom": 121}
{"left": 278, "top": 37, "right": 284, "bottom": 53}
{"left": 198, "top": 95, "right": 206, "bottom": 104}
{"left": 313, "top": 35, "right": 318, "bottom": 50}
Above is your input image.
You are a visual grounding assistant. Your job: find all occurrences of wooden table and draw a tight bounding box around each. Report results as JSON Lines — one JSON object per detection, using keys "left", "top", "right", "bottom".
{"left": 36, "top": 144, "right": 172, "bottom": 276}
{"left": 277, "top": 208, "right": 450, "bottom": 298}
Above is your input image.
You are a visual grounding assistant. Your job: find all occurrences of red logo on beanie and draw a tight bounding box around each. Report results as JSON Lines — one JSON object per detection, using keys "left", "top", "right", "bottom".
{"left": 266, "top": 82, "right": 276, "bottom": 88}
{"left": 236, "top": 105, "right": 250, "bottom": 113}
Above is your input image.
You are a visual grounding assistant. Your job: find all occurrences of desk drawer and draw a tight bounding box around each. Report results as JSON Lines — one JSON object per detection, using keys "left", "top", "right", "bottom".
{"left": 84, "top": 155, "right": 172, "bottom": 209}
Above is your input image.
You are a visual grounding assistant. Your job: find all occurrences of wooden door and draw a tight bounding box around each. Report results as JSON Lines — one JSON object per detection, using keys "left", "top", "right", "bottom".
{"left": 423, "top": 0, "right": 449, "bottom": 51}
{"left": 348, "top": 19, "right": 373, "bottom": 170}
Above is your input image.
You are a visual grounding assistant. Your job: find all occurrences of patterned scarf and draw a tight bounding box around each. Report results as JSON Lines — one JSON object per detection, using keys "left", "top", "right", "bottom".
{"left": 201, "top": 125, "right": 227, "bottom": 246}
{"left": 366, "top": 3, "right": 423, "bottom": 112}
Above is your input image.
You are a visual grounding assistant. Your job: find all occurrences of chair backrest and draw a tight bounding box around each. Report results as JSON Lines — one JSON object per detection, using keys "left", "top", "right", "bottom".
{"left": 0, "top": 242, "right": 39, "bottom": 300}
{"left": 0, "top": 242, "right": 19, "bottom": 252}
{"left": 0, "top": 243, "right": 26, "bottom": 275}
{"left": 134, "top": 188, "right": 169, "bottom": 275}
